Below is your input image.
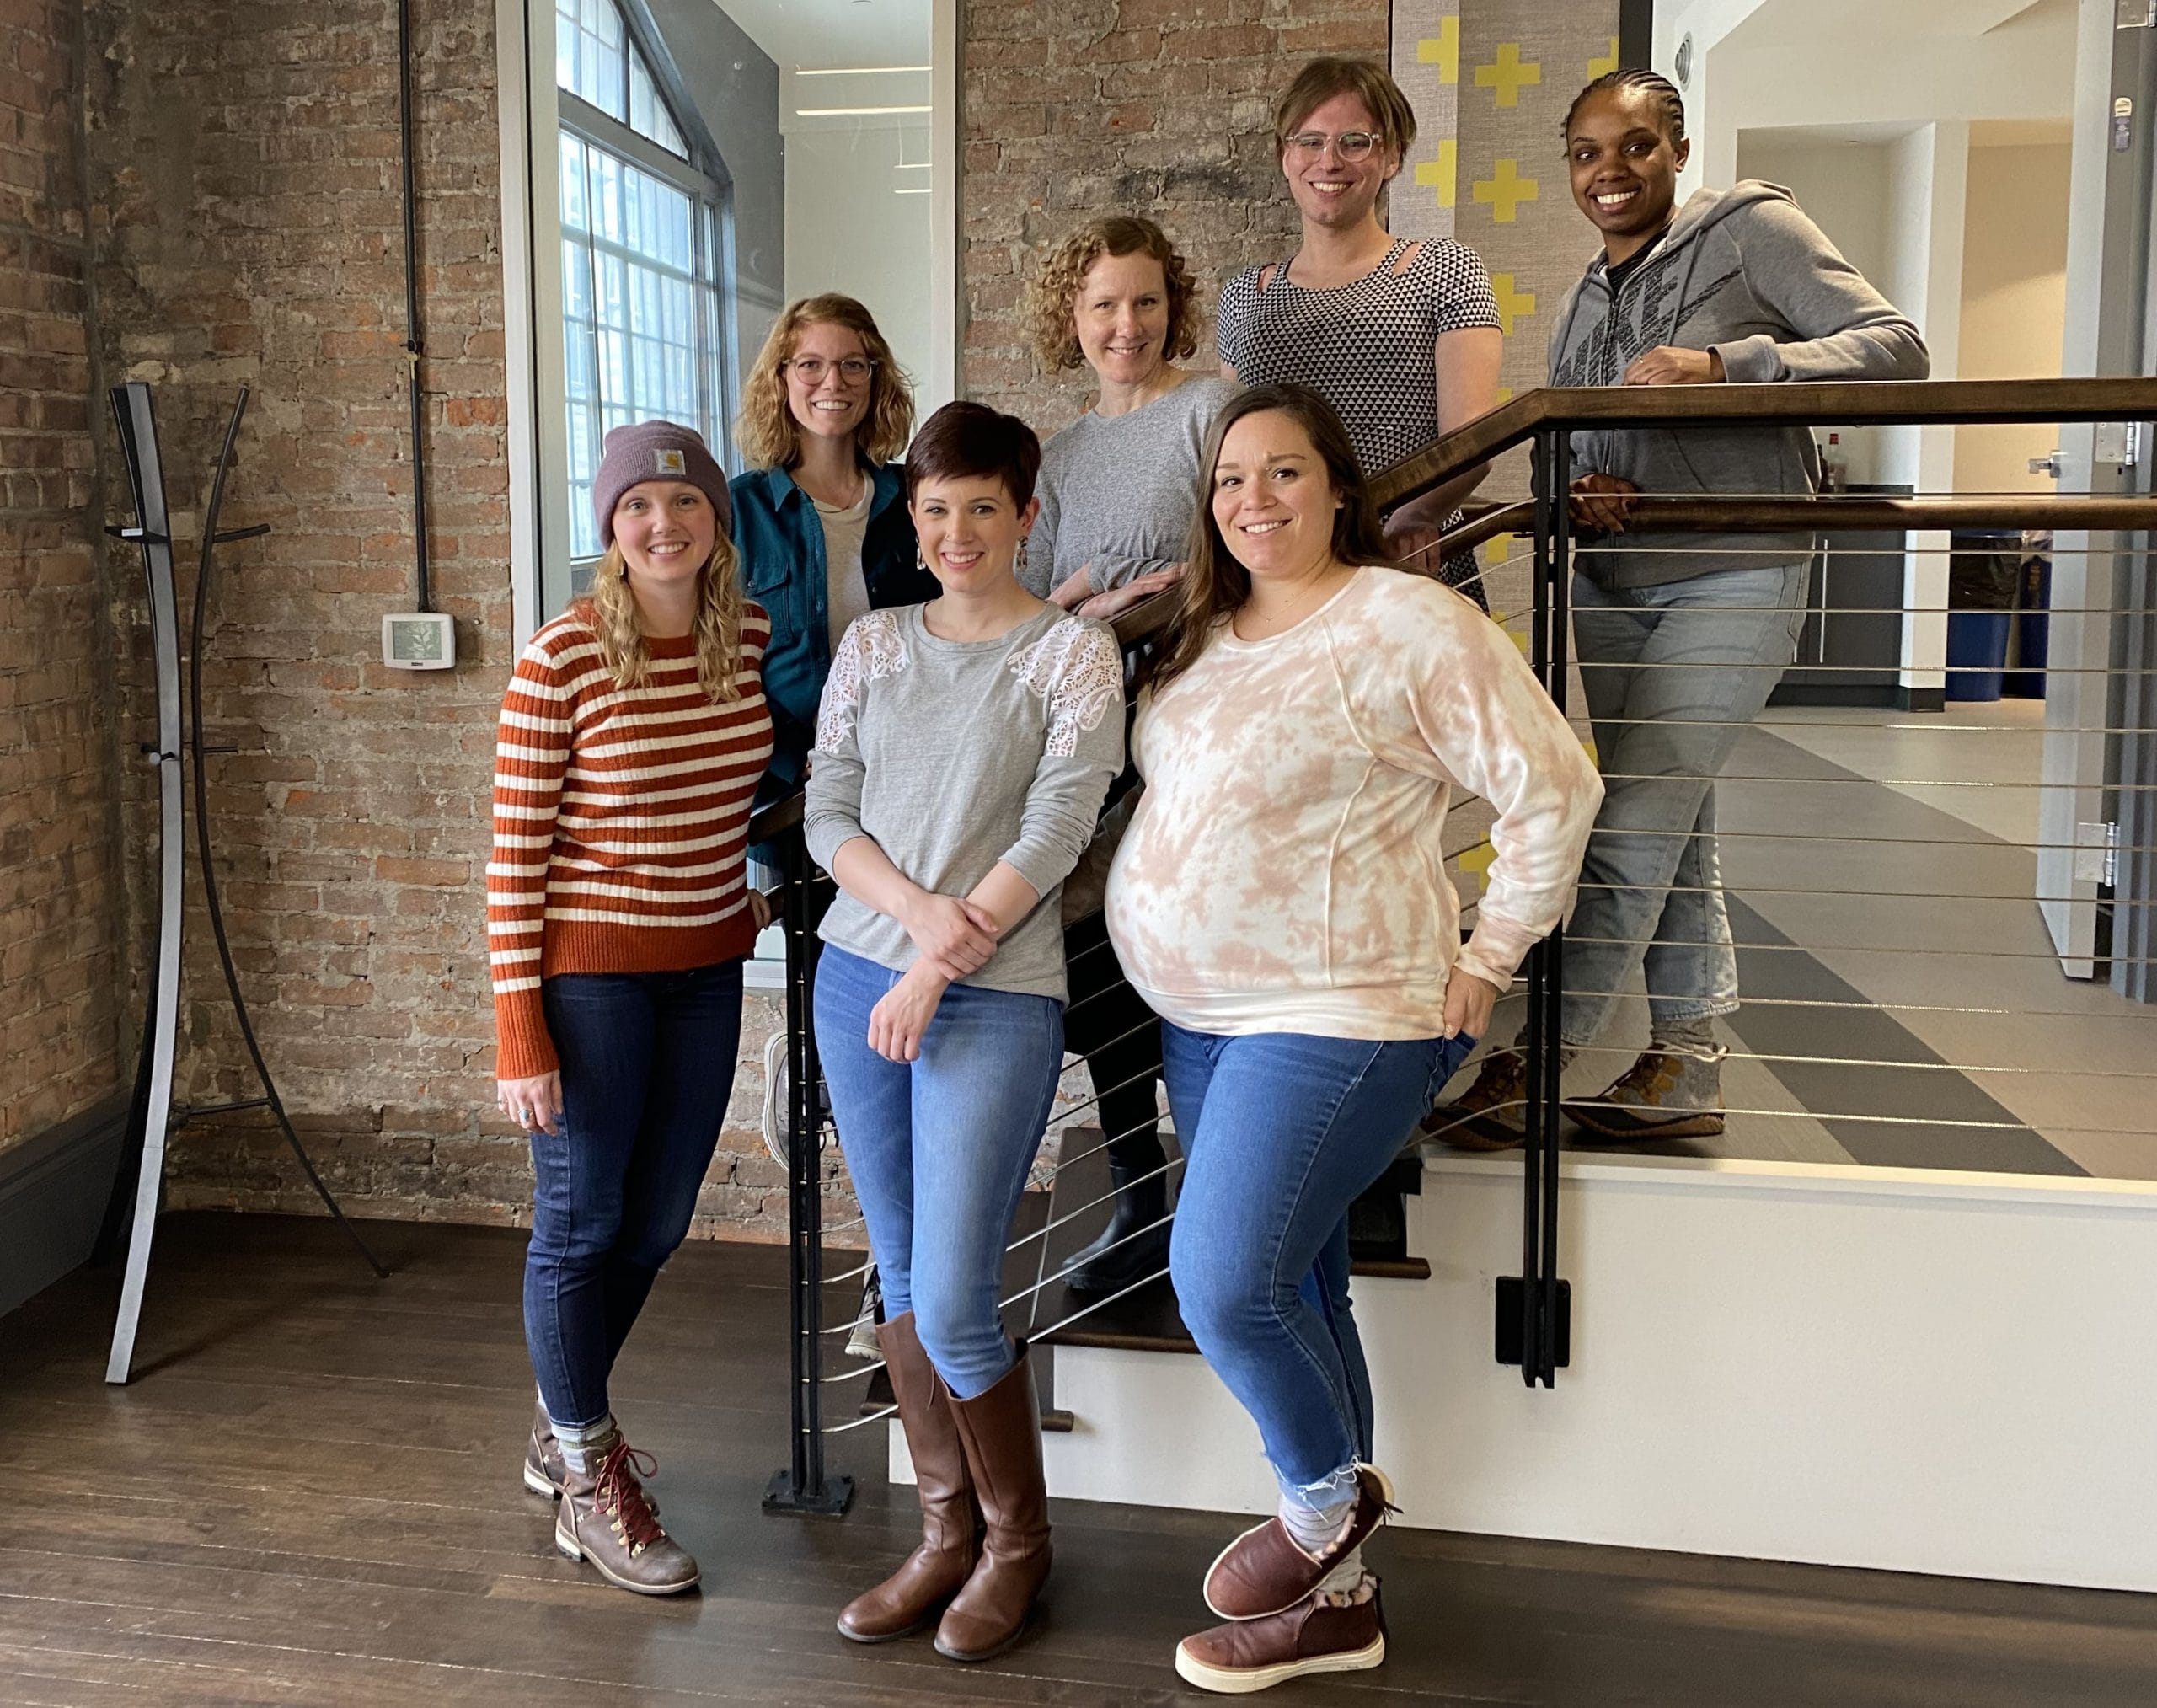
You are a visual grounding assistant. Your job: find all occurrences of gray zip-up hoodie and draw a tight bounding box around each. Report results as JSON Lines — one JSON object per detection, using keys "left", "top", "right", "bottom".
{"left": 1548, "top": 181, "right": 1929, "bottom": 586}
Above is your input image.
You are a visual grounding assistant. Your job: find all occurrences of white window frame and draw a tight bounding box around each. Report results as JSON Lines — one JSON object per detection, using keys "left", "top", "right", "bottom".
{"left": 495, "top": 0, "right": 961, "bottom": 643}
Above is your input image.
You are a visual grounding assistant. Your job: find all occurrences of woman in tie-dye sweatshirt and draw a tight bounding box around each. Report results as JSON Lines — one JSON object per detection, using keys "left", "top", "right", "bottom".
{"left": 1105, "top": 384, "right": 1601, "bottom": 1695}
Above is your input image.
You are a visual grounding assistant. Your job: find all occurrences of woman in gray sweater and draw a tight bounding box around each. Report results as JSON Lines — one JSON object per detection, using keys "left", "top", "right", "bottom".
{"left": 807, "top": 402, "right": 1124, "bottom": 1664}
{"left": 1022, "top": 215, "right": 1235, "bottom": 1299}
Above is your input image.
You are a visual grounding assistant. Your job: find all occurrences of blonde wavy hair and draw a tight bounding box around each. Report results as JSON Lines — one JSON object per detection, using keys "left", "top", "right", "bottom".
{"left": 582, "top": 530, "right": 750, "bottom": 703}
{"left": 1025, "top": 216, "right": 1203, "bottom": 374}
{"left": 736, "top": 294, "right": 915, "bottom": 469}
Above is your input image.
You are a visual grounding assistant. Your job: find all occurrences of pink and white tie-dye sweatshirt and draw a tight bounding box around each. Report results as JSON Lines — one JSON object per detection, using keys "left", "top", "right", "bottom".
{"left": 1105, "top": 565, "right": 1603, "bottom": 1040}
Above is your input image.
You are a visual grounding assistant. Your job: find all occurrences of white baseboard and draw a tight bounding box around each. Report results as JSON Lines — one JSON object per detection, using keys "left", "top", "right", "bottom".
{"left": 895, "top": 1155, "right": 2157, "bottom": 1593}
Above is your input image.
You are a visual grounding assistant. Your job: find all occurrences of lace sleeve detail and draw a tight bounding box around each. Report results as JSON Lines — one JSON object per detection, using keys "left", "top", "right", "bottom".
{"left": 813, "top": 609, "right": 910, "bottom": 754}
{"left": 1009, "top": 618, "right": 1124, "bottom": 758}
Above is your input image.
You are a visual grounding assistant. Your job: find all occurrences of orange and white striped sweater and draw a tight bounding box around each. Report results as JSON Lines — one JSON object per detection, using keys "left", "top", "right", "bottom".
{"left": 489, "top": 604, "right": 774, "bottom": 1079}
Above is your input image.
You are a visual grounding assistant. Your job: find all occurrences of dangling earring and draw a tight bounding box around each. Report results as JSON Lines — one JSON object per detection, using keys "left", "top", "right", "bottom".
{"left": 916, "top": 543, "right": 927, "bottom": 571}
{"left": 1016, "top": 535, "right": 1030, "bottom": 579}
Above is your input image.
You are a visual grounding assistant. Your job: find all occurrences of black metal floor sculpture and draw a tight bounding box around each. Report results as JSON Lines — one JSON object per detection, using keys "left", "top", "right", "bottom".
{"left": 100, "top": 381, "right": 386, "bottom": 1386}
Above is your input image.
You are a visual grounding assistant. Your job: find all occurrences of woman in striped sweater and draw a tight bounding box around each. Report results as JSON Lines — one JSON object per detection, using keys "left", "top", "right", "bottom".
{"left": 490, "top": 421, "right": 773, "bottom": 1597}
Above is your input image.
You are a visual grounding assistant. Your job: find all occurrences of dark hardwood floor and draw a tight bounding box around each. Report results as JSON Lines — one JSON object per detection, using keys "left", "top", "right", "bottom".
{"left": 3, "top": 1213, "right": 2153, "bottom": 1706}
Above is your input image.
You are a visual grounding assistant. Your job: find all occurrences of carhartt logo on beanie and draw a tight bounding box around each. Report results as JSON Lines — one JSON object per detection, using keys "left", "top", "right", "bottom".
{"left": 593, "top": 420, "right": 732, "bottom": 546}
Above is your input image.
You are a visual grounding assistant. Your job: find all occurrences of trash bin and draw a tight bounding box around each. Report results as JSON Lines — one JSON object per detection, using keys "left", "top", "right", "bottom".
{"left": 2005, "top": 540, "right": 2050, "bottom": 699}
{"left": 1946, "top": 531, "right": 2019, "bottom": 703}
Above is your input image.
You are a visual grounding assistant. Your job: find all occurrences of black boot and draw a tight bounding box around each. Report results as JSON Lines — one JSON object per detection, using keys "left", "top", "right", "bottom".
{"left": 1061, "top": 1138, "right": 1172, "bottom": 1298}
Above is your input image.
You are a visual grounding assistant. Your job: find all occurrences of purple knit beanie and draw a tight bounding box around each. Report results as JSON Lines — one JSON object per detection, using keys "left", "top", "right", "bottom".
{"left": 592, "top": 420, "right": 733, "bottom": 547}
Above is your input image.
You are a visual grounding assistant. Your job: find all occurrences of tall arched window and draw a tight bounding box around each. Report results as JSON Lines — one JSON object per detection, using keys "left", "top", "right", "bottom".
{"left": 554, "top": 0, "right": 733, "bottom": 562}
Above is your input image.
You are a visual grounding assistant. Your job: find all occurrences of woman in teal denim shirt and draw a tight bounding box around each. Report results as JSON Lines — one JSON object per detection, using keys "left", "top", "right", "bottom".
{"left": 731, "top": 294, "right": 939, "bottom": 790}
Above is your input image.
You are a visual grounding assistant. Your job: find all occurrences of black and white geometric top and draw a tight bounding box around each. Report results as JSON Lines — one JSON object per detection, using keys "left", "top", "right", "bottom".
{"left": 1218, "top": 237, "right": 1501, "bottom": 601}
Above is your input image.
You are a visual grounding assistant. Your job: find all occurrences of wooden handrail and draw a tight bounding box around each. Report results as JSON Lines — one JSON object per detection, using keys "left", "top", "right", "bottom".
{"left": 1368, "top": 377, "right": 2157, "bottom": 511}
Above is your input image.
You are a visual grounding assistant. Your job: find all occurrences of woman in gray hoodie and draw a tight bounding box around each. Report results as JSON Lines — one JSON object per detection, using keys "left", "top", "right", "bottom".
{"left": 1442, "top": 68, "right": 1927, "bottom": 1147}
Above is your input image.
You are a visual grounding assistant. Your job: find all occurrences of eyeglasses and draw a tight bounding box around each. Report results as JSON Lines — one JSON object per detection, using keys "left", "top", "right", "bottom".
{"left": 1285, "top": 130, "right": 1382, "bottom": 162}
{"left": 785, "top": 356, "right": 877, "bottom": 384}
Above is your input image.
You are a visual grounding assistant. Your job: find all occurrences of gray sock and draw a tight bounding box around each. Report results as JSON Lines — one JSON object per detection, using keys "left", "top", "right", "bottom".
{"left": 1651, "top": 1014, "right": 1720, "bottom": 1058}
{"left": 1277, "top": 1490, "right": 1355, "bottom": 1557}
{"left": 552, "top": 1411, "right": 620, "bottom": 1475}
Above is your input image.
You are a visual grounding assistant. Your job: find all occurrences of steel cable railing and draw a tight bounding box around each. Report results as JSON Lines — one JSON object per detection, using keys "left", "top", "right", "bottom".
{"left": 763, "top": 377, "right": 2157, "bottom": 1512}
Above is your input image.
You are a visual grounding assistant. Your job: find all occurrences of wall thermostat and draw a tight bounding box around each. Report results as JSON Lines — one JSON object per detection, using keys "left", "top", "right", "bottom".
{"left": 383, "top": 611, "right": 456, "bottom": 670}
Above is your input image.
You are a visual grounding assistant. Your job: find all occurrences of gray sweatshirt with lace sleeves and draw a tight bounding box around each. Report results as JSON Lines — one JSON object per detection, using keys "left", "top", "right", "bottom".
{"left": 803, "top": 603, "right": 1125, "bottom": 1002}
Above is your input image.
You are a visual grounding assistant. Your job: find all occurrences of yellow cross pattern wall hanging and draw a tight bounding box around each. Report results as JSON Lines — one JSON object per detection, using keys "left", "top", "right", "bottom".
{"left": 1418, "top": 19, "right": 1460, "bottom": 84}
{"left": 1474, "top": 159, "right": 1540, "bottom": 225}
{"left": 1416, "top": 140, "right": 1459, "bottom": 210}
{"left": 1588, "top": 36, "right": 1620, "bottom": 79}
{"left": 1490, "top": 272, "right": 1536, "bottom": 336}
{"left": 1475, "top": 42, "right": 1542, "bottom": 109}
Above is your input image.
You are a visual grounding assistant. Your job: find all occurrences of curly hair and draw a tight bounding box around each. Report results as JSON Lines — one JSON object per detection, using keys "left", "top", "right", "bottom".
{"left": 581, "top": 528, "right": 751, "bottom": 704}
{"left": 1025, "top": 216, "right": 1203, "bottom": 375}
{"left": 735, "top": 294, "right": 915, "bottom": 470}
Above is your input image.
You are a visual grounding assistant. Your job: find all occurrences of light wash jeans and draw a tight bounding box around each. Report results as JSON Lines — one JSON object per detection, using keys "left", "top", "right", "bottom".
{"left": 813, "top": 944, "right": 1065, "bottom": 1399}
{"left": 1161, "top": 1023, "right": 1479, "bottom": 1506}
{"left": 1561, "top": 560, "right": 1807, "bottom": 1047}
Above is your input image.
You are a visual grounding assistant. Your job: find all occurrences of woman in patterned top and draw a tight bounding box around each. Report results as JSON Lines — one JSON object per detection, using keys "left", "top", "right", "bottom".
{"left": 807, "top": 403, "right": 1124, "bottom": 1664}
{"left": 490, "top": 421, "right": 773, "bottom": 1598}
{"left": 1218, "top": 56, "right": 1503, "bottom": 604}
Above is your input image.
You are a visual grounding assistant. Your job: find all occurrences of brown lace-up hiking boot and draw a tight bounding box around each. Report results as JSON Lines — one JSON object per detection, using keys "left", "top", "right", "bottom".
{"left": 1175, "top": 1577, "right": 1388, "bottom": 1694}
{"left": 1202, "top": 1464, "right": 1396, "bottom": 1622}
{"left": 934, "top": 1343, "right": 1052, "bottom": 1662}
{"left": 523, "top": 1398, "right": 565, "bottom": 1500}
{"left": 1565, "top": 1047, "right": 1726, "bottom": 1140}
{"left": 838, "top": 1314, "right": 981, "bottom": 1642}
{"left": 555, "top": 1438, "right": 698, "bottom": 1595}
{"left": 1419, "top": 1050, "right": 1528, "bottom": 1151}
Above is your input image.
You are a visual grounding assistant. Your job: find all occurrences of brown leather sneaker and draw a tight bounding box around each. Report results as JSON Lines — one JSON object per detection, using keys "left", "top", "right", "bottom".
{"left": 1175, "top": 1580, "right": 1388, "bottom": 1695}
{"left": 1202, "top": 1464, "right": 1395, "bottom": 1622}
{"left": 1418, "top": 1050, "right": 1527, "bottom": 1151}
{"left": 1566, "top": 1048, "right": 1726, "bottom": 1140}
{"left": 523, "top": 1398, "right": 565, "bottom": 1500}
{"left": 555, "top": 1439, "right": 699, "bottom": 1596}
{"left": 838, "top": 1314, "right": 980, "bottom": 1642}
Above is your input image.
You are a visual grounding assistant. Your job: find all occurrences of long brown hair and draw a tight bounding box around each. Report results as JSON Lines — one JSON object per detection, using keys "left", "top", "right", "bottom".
{"left": 736, "top": 293, "right": 915, "bottom": 469}
{"left": 582, "top": 527, "right": 750, "bottom": 703}
{"left": 1152, "top": 384, "right": 1389, "bottom": 693}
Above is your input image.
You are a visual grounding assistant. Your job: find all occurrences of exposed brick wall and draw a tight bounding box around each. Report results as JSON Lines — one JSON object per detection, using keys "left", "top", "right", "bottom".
{"left": 961, "top": 0, "right": 1390, "bottom": 433}
{"left": 67, "top": 0, "right": 799, "bottom": 1237}
{"left": 0, "top": 0, "right": 126, "bottom": 1156}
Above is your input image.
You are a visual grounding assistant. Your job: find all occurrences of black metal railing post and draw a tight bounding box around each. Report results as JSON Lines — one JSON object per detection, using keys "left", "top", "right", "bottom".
{"left": 764, "top": 826, "right": 852, "bottom": 1515}
{"left": 1538, "top": 426, "right": 1573, "bottom": 1388}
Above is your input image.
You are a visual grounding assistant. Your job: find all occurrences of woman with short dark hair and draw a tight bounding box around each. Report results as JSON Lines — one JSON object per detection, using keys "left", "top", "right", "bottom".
{"left": 1106, "top": 385, "right": 1600, "bottom": 1693}
{"left": 808, "top": 401, "right": 1125, "bottom": 1663}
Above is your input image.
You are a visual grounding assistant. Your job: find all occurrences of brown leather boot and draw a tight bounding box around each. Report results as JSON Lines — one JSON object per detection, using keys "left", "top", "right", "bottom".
{"left": 934, "top": 1343, "right": 1052, "bottom": 1662}
{"left": 555, "top": 1438, "right": 699, "bottom": 1596}
{"left": 1565, "top": 1048, "right": 1726, "bottom": 1140}
{"left": 1418, "top": 1050, "right": 1528, "bottom": 1151}
{"left": 838, "top": 1314, "right": 980, "bottom": 1642}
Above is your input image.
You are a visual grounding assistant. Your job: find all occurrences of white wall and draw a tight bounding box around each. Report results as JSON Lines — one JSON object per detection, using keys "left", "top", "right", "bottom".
{"left": 1954, "top": 140, "right": 2073, "bottom": 495}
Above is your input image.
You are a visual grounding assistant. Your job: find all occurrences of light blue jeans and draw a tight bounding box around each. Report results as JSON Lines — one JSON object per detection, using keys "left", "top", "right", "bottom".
{"left": 813, "top": 944, "right": 1065, "bottom": 1399}
{"left": 1563, "top": 560, "right": 1807, "bottom": 1047}
{"left": 1162, "top": 1023, "right": 1478, "bottom": 1506}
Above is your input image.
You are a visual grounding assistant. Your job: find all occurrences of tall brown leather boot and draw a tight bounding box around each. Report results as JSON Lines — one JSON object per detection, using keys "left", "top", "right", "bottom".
{"left": 934, "top": 1341, "right": 1052, "bottom": 1662}
{"left": 837, "top": 1314, "right": 980, "bottom": 1642}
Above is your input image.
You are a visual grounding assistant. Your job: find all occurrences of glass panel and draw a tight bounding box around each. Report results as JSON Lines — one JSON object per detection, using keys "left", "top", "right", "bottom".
{"left": 558, "top": 133, "right": 586, "bottom": 232}
{"left": 629, "top": 53, "right": 659, "bottom": 142}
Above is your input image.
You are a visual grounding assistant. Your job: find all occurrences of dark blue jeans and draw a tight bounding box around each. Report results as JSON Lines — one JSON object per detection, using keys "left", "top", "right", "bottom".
{"left": 524, "top": 960, "right": 744, "bottom": 1430}
{"left": 1162, "top": 1023, "right": 1477, "bottom": 1507}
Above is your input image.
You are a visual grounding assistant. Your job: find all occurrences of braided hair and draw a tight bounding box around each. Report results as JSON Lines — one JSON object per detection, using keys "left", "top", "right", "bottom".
{"left": 1562, "top": 68, "right": 1686, "bottom": 144}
